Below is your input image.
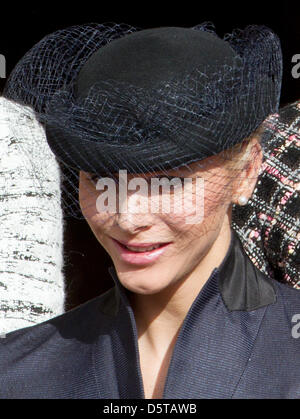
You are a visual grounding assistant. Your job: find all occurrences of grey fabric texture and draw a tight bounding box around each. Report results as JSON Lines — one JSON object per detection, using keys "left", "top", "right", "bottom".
{"left": 0, "top": 230, "right": 300, "bottom": 399}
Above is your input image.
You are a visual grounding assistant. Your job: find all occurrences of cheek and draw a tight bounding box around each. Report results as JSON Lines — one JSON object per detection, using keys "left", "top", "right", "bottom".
{"left": 79, "top": 179, "right": 115, "bottom": 237}
{"left": 202, "top": 171, "right": 233, "bottom": 214}
{"left": 159, "top": 180, "right": 230, "bottom": 245}
{"left": 79, "top": 176, "right": 96, "bottom": 215}
{"left": 161, "top": 176, "right": 230, "bottom": 227}
{"left": 83, "top": 206, "right": 117, "bottom": 238}
{"left": 83, "top": 210, "right": 118, "bottom": 253}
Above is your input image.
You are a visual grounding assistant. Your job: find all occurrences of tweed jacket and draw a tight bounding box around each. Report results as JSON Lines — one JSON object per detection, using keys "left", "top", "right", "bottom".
{"left": 1, "top": 230, "right": 300, "bottom": 399}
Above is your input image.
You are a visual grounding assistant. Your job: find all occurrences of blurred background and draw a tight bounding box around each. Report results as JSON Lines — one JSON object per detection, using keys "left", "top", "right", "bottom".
{"left": 0, "top": 1, "right": 299, "bottom": 311}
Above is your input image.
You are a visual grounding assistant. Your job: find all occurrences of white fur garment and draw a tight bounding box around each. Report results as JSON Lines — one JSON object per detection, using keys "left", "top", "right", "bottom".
{"left": 0, "top": 97, "right": 64, "bottom": 335}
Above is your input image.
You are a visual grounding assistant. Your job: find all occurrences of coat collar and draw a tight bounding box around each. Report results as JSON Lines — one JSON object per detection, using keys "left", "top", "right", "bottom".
{"left": 216, "top": 229, "right": 276, "bottom": 311}
{"left": 95, "top": 229, "right": 277, "bottom": 399}
{"left": 106, "top": 229, "right": 276, "bottom": 315}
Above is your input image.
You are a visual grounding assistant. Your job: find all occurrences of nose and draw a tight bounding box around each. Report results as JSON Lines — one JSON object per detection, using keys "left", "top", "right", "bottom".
{"left": 116, "top": 190, "right": 152, "bottom": 234}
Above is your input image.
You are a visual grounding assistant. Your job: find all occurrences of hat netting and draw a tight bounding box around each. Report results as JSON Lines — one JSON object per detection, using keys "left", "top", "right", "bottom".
{"left": 4, "top": 22, "right": 299, "bottom": 287}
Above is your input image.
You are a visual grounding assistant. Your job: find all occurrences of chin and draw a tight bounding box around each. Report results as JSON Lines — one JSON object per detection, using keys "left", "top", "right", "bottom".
{"left": 116, "top": 267, "right": 171, "bottom": 295}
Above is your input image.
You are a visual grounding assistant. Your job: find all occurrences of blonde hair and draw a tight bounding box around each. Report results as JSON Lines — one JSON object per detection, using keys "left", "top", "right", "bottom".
{"left": 221, "top": 122, "right": 264, "bottom": 171}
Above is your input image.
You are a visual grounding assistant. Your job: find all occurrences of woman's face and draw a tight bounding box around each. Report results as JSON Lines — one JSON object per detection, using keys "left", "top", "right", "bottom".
{"left": 79, "top": 154, "right": 240, "bottom": 295}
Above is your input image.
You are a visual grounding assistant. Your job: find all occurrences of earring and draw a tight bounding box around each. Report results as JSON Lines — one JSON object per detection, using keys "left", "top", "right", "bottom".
{"left": 238, "top": 195, "right": 248, "bottom": 206}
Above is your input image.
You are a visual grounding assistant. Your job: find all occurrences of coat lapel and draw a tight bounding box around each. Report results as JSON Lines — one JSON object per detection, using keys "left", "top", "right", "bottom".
{"left": 98, "top": 230, "right": 276, "bottom": 399}
{"left": 94, "top": 268, "right": 145, "bottom": 398}
{"left": 162, "top": 268, "right": 269, "bottom": 398}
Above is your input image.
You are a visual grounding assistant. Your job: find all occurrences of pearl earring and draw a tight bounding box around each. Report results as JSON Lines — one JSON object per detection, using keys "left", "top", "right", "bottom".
{"left": 238, "top": 195, "right": 248, "bottom": 206}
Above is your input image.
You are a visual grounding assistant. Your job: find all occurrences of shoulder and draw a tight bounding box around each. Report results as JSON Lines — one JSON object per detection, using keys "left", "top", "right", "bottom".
{"left": 0, "top": 286, "right": 118, "bottom": 349}
{"left": 272, "top": 279, "right": 300, "bottom": 312}
{"left": 258, "top": 278, "right": 300, "bottom": 342}
{"left": 0, "top": 286, "right": 119, "bottom": 398}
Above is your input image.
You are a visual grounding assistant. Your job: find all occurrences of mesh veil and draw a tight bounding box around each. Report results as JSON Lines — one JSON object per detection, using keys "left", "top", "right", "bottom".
{"left": 3, "top": 22, "right": 299, "bottom": 287}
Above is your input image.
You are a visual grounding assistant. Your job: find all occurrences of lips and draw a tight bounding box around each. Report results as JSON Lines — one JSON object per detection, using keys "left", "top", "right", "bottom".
{"left": 111, "top": 238, "right": 172, "bottom": 265}
{"left": 116, "top": 238, "right": 167, "bottom": 251}
{"left": 123, "top": 243, "right": 162, "bottom": 252}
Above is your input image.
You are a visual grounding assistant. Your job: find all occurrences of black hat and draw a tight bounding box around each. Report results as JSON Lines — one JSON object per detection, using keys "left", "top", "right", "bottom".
{"left": 4, "top": 22, "right": 282, "bottom": 176}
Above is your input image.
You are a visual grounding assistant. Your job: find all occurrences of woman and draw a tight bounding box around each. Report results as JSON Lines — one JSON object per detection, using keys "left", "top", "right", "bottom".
{"left": 1, "top": 23, "right": 300, "bottom": 399}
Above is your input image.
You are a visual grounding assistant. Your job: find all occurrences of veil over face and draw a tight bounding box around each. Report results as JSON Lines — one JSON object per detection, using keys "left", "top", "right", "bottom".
{"left": 77, "top": 133, "right": 263, "bottom": 295}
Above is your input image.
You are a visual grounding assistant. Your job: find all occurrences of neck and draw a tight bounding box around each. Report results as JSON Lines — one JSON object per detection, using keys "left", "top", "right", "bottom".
{"left": 127, "top": 219, "right": 232, "bottom": 353}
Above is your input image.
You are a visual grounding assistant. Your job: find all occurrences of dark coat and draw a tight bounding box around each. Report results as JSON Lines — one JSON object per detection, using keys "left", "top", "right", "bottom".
{"left": 1, "top": 230, "right": 300, "bottom": 399}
